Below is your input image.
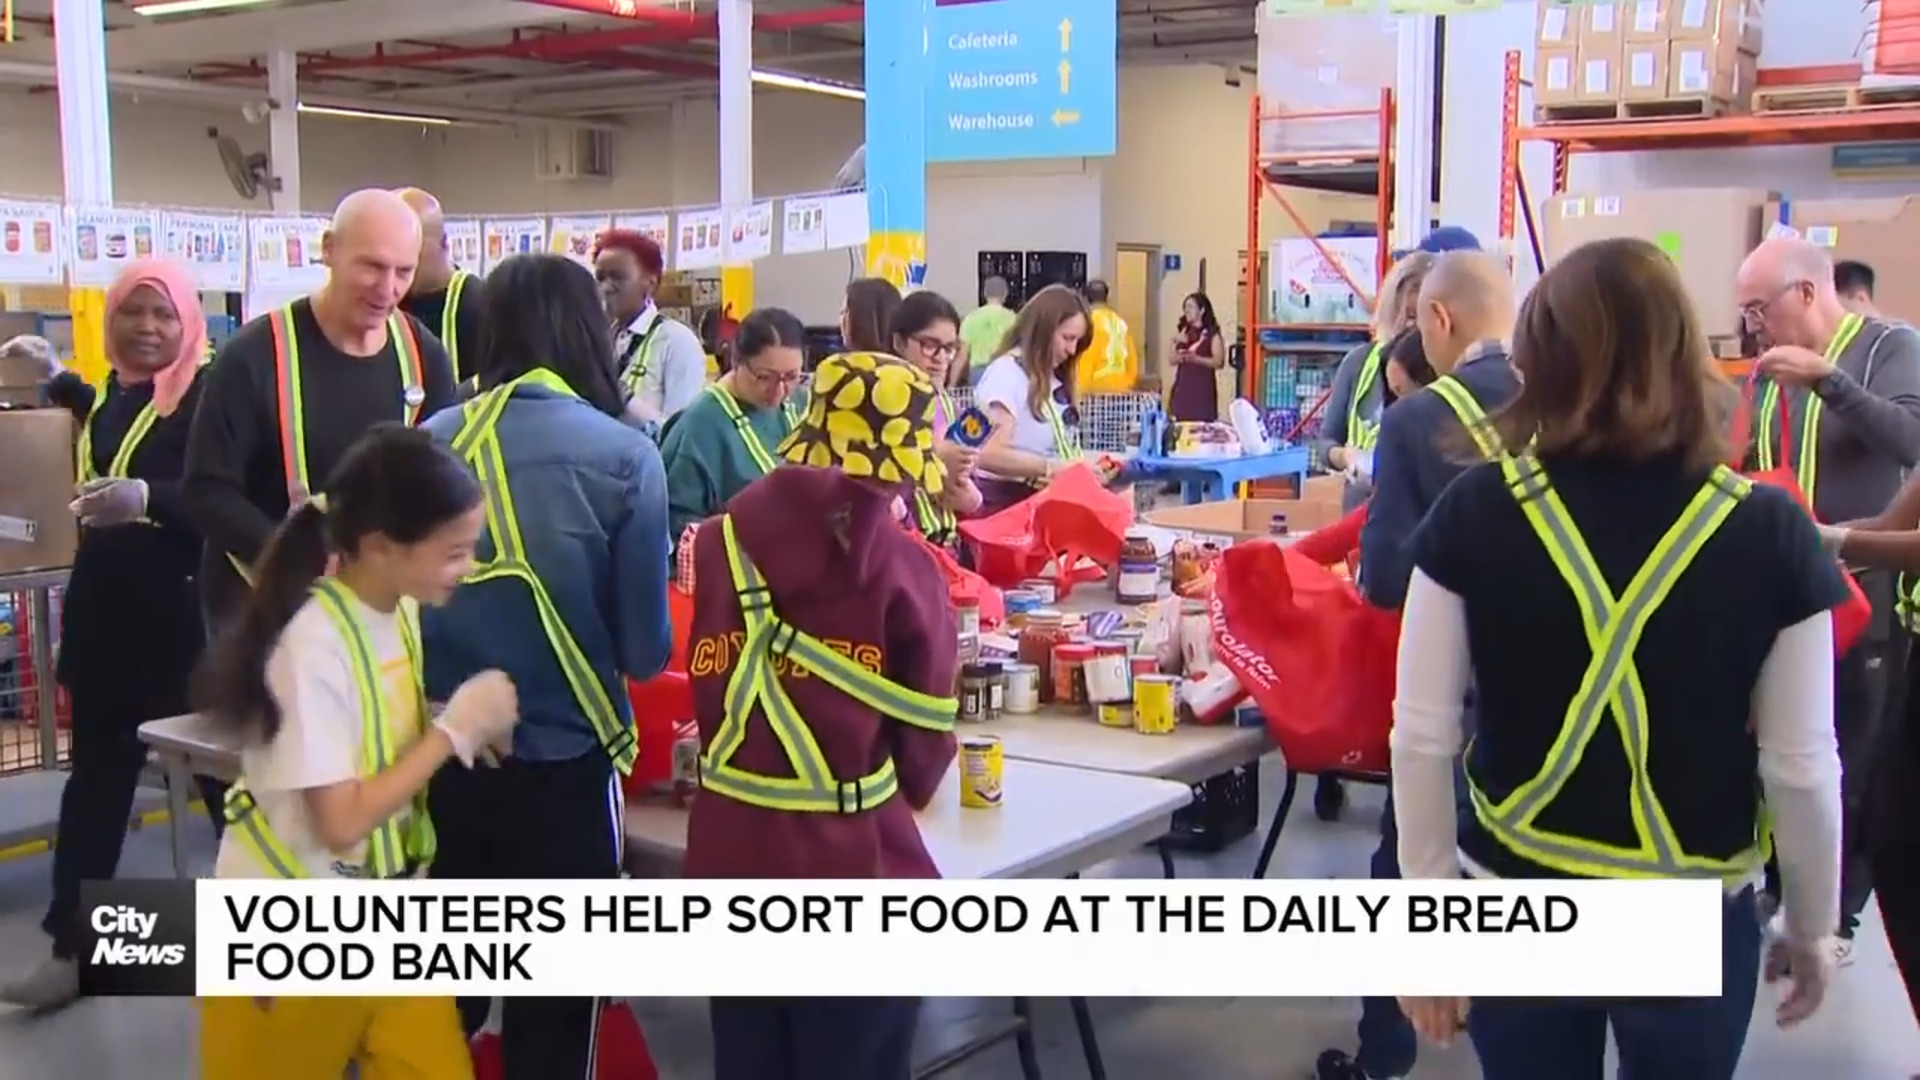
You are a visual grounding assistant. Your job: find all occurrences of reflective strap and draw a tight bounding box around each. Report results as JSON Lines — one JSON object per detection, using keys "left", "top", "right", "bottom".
{"left": 452, "top": 369, "right": 636, "bottom": 773}
{"left": 1045, "top": 399, "right": 1078, "bottom": 462}
{"left": 75, "top": 392, "right": 159, "bottom": 483}
{"left": 1899, "top": 573, "right": 1920, "bottom": 634}
{"left": 270, "top": 304, "right": 429, "bottom": 497}
{"left": 441, "top": 271, "right": 467, "bottom": 373}
{"left": 222, "top": 785, "right": 309, "bottom": 879}
{"left": 390, "top": 312, "right": 426, "bottom": 427}
{"left": 702, "top": 514, "right": 957, "bottom": 814}
{"left": 1348, "top": 342, "right": 1385, "bottom": 451}
{"left": 1427, "top": 376, "right": 1501, "bottom": 459}
{"left": 1473, "top": 455, "right": 1761, "bottom": 881}
{"left": 704, "top": 384, "right": 785, "bottom": 475}
{"left": 914, "top": 489, "right": 956, "bottom": 543}
{"left": 1756, "top": 312, "right": 1865, "bottom": 504}
{"left": 619, "top": 317, "right": 667, "bottom": 394}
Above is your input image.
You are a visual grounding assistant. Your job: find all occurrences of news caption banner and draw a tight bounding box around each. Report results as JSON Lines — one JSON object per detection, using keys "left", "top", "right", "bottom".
{"left": 924, "top": 0, "right": 1118, "bottom": 163}
{"left": 78, "top": 879, "right": 1730, "bottom": 998}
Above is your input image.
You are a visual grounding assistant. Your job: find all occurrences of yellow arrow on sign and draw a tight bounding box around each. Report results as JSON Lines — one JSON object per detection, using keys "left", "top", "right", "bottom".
{"left": 1058, "top": 18, "right": 1072, "bottom": 51}
{"left": 1058, "top": 59, "right": 1071, "bottom": 94}
{"left": 1052, "top": 109, "right": 1080, "bottom": 127}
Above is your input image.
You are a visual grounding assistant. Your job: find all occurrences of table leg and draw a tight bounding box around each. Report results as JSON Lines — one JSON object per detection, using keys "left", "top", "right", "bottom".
{"left": 1068, "top": 997, "right": 1106, "bottom": 1080}
{"left": 1156, "top": 842, "right": 1176, "bottom": 879}
{"left": 1250, "top": 768, "right": 1300, "bottom": 880}
{"left": 1182, "top": 478, "right": 1204, "bottom": 505}
{"left": 1012, "top": 996, "right": 1044, "bottom": 1080}
{"left": 163, "top": 752, "right": 192, "bottom": 879}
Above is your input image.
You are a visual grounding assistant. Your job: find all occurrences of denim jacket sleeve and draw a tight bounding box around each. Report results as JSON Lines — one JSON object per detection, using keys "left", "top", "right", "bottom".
{"left": 611, "top": 436, "right": 674, "bottom": 683}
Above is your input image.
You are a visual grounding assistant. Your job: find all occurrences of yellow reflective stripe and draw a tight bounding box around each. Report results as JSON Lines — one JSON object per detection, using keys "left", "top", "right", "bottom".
{"left": 1348, "top": 342, "right": 1385, "bottom": 451}
{"left": 1758, "top": 312, "right": 1865, "bottom": 502}
{"left": 914, "top": 489, "right": 956, "bottom": 541}
{"left": 1427, "top": 376, "right": 1501, "bottom": 459}
{"left": 222, "top": 785, "right": 309, "bottom": 879}
{"left": 272, "top": 304, "right": 311, "bottom": 495}
{"left": 705, "top": 384, "right": 785, "bottom": 474}
{"left": 1474, "top": 456, "right": 1760, "bottom": 880}
{"left": 442, "top": 271, "right": 467, "bottom": 371}
{"left": 310, "top": 580, "right": 406, "bottom": 877}
{"left": 76, "top": 391, "right": 161, "bottom": 483}
{"left": 1045, "top": 399, "right": 1077, "bottom": 461}
{"left": 1756, "top": 381, "right": 1779, "bottom": 472}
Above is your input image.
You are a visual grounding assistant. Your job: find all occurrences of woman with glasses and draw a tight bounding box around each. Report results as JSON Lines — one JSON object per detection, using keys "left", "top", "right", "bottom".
{"left": 659, "top": 306, "right": 810, "bottom": 547}
{"left": 973, "top": 284, "right": 1092, "bottom": 514}
{"left": 888, "top": 289, "right": 982, "bottom": 546}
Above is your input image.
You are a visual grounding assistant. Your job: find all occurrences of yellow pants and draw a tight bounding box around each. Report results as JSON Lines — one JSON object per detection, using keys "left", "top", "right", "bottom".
{"left": 200, "top": 996, "right": 472, "bottom": 1080}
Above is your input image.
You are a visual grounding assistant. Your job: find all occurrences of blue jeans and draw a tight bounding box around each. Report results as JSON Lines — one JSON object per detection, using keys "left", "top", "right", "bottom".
{"left": 1355, "top": 790, "right": 1419, "bottom": 1077}
{"left": 1467, "top": 889, "right": 1762, "bottom": 1080}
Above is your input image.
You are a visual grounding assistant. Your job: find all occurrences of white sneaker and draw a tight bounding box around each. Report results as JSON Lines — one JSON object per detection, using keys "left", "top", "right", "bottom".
{"left": 0, "top": 956, "right": 79, "bottom": 1011}
{"left": 1832, "top": 938, "right": 1855, "bottom": 968}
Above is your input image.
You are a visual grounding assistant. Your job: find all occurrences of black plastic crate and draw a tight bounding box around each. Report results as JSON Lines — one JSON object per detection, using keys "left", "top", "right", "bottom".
{"left": 1164, "top": 763, "right": 1260, "bottom": 853}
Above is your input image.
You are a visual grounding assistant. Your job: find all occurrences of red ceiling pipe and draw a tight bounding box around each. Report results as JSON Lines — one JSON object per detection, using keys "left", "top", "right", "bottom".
{"left": 515, "top": 0, "right": 705, "bottom": 26}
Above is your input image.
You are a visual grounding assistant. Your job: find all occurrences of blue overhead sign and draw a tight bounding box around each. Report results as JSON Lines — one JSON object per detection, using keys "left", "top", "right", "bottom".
{"left": 924, "top": 0, "right": 1117, "bottom": 164}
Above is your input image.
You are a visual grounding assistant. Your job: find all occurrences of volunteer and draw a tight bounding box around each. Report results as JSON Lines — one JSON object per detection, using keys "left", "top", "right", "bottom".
{"left": 1318, "top": 251, "right": 1519, "bottom": 1080}
{"left": 0, "top": 261, "right": 214, "bottom": 1011}
{"left": 184, "top": 187, "right": 458, "bottom": 634}
{"left": 1391, "top": 237, "right": 1843, "bottom": 1076}
{"left": 418, "top": 254, "right": 670, "bottom": 1072}
{"left": 841, "top": 275, "right": 902, "bottom": 353}
{"left": 889, "top": 288, "right": 984, "bottom": 546}
{"left": 960, "top": 275, "right": 1017, "bottom": 385}
{"left": 659, "top": 306, "right": 808, "bottom": 545}
{"left": 973, "top": 284, "right": 1092, "bottom": 514}
{"left": 395, "top": 187, "right": 483, "bottom": 384}
{"left": 1077, "top": 279, "right": 1140, "bottom": 394}
{"left": 1834, "top": 259, "right": 1883, "bottom": 320}
{"left": 194, "top": 425, "right": 519, "bottom": 1079}
{"left": 1314, "top": 252, "right": 1439, "bottom": 515}
{"left": 1167, "top": 291, "right": 1224, "bottom": 423}
{"left": 594, "top": 229, "right": 705, "bottom": 426}
{"left": 683, "top": 350, "right": 959, "bottom": 1080}
{"left": 1738, "top": 236, "right": 1920, "bottom": 962}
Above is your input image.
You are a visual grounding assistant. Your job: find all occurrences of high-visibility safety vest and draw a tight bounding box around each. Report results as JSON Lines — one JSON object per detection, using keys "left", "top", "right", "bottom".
{"left": 1468, "top": 454, "right": 1767, "bottom": 881}
{"left": 76, "top": 388, "right": 159, "bottom": 483}
{"left": 1426, "top": 374, "right": 1503, "bottom": 459}
{"left": 702, "top": 514, "right": 959, "bottom": 812}
{"left": 448, "top": 368, "right": 638, "bottom": 773}
{"left": 1347, "top": 342, "right": 1387, "bottom": 451}
{"left": 705, "top": 383, "right": 797, "bottom": 476}
{"left": 440, "top": 270, "right": 472, "bottom": 375}
{"left": 914, "top": 390, "right": 959, "bottom": 543}
{"left": 228, "top": 306, "right": 427, "bottom": 584}
{"left": 223, "top": 578, "right": 436, "bottom": 879}
{"left": 617, "top": 313, "right": 669, "bottom": 396}
{"left": 1755, "top": 311, "right": 1866, "bottom": 503}
{"left": 1897, "top": 575, "right": 1920, "bottom": 634}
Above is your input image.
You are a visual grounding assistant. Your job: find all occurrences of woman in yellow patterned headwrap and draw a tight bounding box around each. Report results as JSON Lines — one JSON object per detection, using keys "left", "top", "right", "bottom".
{"left": 777, "top": 350, "right": 951, "bottom": 504}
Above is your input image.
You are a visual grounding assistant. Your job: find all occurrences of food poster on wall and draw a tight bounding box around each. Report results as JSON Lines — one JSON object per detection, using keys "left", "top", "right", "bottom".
{"left": 821, "top": 191, "right": 870, "bottom": 250}
{"left": 245, "top": 216, "right": 329, "bottom": 294}
{"left": 675, "top": 207, "right": 724, "bottom": 270}
{"left": 444, "top": 218, "right": 484, "bottom": 273}
{"left": 613, "top": 212, "right": 673, "bottom": 268}
{"left": 162, "top": 211, "right": 246, "bottom": 292}
{"left": 781, "top": 197, "right": 828, "bottom": 255}
{"left": 481, "top": 218, "right": 547, "bottom": 275}
{"left": 68, "top": 206, "right": 161, "bottom": 288}
{"left": 1385, "top": 0, "right": 1500, "bottom": 11}
{"left": 727, "top": 201, "right": 775, "bottom": 262}
{"left": 549, "top": 215, "right": 612, "bottom": 268}
{"left": 0, "top": 200, "right": 65, "bottom": 286}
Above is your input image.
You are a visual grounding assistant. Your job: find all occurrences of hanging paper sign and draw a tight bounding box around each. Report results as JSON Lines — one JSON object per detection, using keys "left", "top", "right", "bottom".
{"left": 162, "top": 210, "right": 246, "bottom": 292}
{"left": 1385, "top": 0, "right": 1500, "bottom": 12}
{"left": 821, "top": 191, "right": 869, "bottom": 251}
{"left": 613, "top": 212, "right": 673, "bottom": 268}
{"left": 444, "top": 218, "right": 483, "bottom": 273}
{"left": 1265, "top": 0, "right": 1378, "bottom": 13}
{"left": 68, "top": 206, "right": 160, "bottom": 288}
{"left": 0, "top": 200, "right": 65, "bottom": 286}
{"left": 727, "top": 201, "right": 775, "bottom": 263}
{"left": 782, "top": 197, "right": 828, "bottom": 255}
{"left": 481, "top": 218, "right": 547, "bottom": 275}
{"left": 675, "top": 207, "right": 724, "bottom": 270}
{"left": 245, "top": 216, "right": 328, "bottom": 294}
{"left": 548, "top": 214, "right": 612, "bottom": 267}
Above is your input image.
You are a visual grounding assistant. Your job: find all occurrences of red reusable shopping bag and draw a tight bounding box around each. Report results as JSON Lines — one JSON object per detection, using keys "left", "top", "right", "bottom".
{"left": 904, "top": 529, "right": 1007, "bottom": 628}
{"left": 1210, "top": 537, "right": 1397, "bottom": 776}
{"left": 1730, "top": 376, "right": 1872, "bottom": 655}
{"left": 957, "top": 463, "right": 1133, "bottom": 588}
{"left": 472, "top": 1001, "right": 658, "bottom": 1080}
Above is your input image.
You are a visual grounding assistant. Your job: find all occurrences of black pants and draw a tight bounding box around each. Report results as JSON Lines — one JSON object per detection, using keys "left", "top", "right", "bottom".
{"left": 710, "top": 997, "right": 921, "bottom": 1080}
{"left": 1869, "top": 635, "right": 1920, "bottom": 1023}
{"left": 430, "top": 750, "right": 623, "bottom": 1080}
{"left": 1833, "top": 568, "right": 1900, "bottom": 936}
{"left": 46, "top": 683, "right": 224, "bottom": 960}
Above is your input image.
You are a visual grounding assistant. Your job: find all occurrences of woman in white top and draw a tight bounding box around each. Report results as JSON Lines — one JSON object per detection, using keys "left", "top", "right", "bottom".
{"left": 194, "top": 424, "right": 519, "bottom": 1080}
{"left": 972, "top": 284, "right": 1092, "bottom": 514}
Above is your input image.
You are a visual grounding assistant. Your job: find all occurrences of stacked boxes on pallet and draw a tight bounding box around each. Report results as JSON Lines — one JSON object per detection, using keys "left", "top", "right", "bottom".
{"left": 1536, "top": 1, "right": 1763, "bottom": 121}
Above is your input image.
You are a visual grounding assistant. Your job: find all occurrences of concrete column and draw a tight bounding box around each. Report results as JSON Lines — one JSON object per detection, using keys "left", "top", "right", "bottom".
{"left": 863, "top": 0, "right": 929, "bottom": 290}
{"left": 717, "top": 0, "right": 753, "bottom": 316}
{"left": 53, "top": 0, "right": 113, "bottom": 386}
{"left": 267, "top": 48, "right": 303, "bottom": 213}
{"left": 1392, "top": 16, "right": 1439, "bottom": 253}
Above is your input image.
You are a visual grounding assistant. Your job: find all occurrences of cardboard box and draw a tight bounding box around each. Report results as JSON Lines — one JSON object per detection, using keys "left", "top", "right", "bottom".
{"left": 1266, "top": 237, "right": 1379, "bottom": 327}
{"left": 1538, "top": 1, "right": 1579, "bottom": 47}
{"left": 0, "top": 409, "right": 77, "bottom": 574}
{"left": 1622, "top": 41, "right": 1669, "bottom": 100}
{"left": 1773, "top": 197, "right": 1920, "bottom": 324}
{"left": 1575, "top": 43, "right": 1621, "bottom": 102}
{"left": 1623, "top": 0, "right": 1670, "bottom": 40}
{"left": 1668, "top": 37, "right": 1756, "bottom": 106}
{"left": 1668, "top": 0, "right": 1763, "bottom": 54}
{"left": 1542, "top": 188, "right": 1775, "bottom": 340}
{"left": 1535, "top": 47, "right": 1580, "bottom": 105}
{"left": 1578, "top": 2, "right": 1625, "bottom": 50}
{"left": 1144, "top": 477, "right": 1347, "bottom": 543}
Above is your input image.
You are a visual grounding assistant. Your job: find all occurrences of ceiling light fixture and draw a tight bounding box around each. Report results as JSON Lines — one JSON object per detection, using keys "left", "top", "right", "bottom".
{"left": 132, "top": 0, "right": 278, "bottom": 17}
{"left": 298, "top": 103, "right": 455, "bottom": 126}
{"left": 752, "top": 69, "right": 864, "bottom": 102}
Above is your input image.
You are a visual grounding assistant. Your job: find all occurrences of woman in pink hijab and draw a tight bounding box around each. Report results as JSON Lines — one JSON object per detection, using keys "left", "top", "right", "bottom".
{"left": 1, "top": 258, "right": 220, "bottom": 1011}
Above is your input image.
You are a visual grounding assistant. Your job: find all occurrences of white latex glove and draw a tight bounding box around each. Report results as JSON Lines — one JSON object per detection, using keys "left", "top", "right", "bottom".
{"left": 434, "top": 670, "right": 519, "bottom": 766}
{"left": 1763, "top": 935, "right": 1833, "bottom": 1027}
{"left": 1345, "top": 448, "right": 1375, "bottom": 483}
{"left": 1815, "top": 524, "right": 1849, "bottom": 559}
{"left": 624, "top": 393, "right": 664, "bottom": 426}
{"left": 69, "top": 477, "right": 148, "bottom": 527}
{"left": 935, "top": 439, "right": 978, "bottom": 478}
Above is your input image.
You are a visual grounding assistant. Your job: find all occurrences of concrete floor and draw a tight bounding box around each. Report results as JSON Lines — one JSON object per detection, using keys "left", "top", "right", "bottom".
{"left": 0, "top": 757, "right": 1913, "bottom": 1078}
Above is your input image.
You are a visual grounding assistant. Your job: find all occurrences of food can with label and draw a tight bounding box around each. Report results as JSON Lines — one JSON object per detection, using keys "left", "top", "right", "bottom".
{"left": 1133, "top": 675, "right": 1179, "bottom": 735}
{"left": 1097, "top": 701, "right": 1133, "bottom": 728}
{"left": 1083, "top": 647, "right": 1132, "bottom": 704}
{"left": 1052, "top": 642, "right": 1095, "bottom": 708}
{"left": 1129, "top": 653, "right": 1160, "bottom": 679}
{"left": 1020, "top": 579, "right": 1058, "bottom": 605}
{"left": 959, "top": 735, "right": 1004, "bottom": 808}
{"left": 672, "top": 736, "right": 702, "bottom": 805}
{"left": 1003, "top": 663, "right": 1040, "bottom": 713}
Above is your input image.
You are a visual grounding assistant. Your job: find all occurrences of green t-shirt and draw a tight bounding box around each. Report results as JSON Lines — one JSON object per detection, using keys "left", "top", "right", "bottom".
{"left": 659, "top": 386, "right": 802, "bottom": 546}
{"left": 959, "top": 303, "right": 1017, "bottom": 373}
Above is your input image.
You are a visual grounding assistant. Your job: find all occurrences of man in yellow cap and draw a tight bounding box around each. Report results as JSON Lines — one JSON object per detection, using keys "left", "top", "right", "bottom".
{"left": 395, "top": 187, "right": 484, "bottom": 384}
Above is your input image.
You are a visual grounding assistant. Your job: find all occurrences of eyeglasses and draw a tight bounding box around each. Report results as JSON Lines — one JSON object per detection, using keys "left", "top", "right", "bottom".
{"left": 742, "top": 365, "right": 805, "bottom": 388}
{"left": 911, "top": 335, "right": 960, "bottom": 360}
{"left": 1739, "top": 281, "right": 1806, "bottom": 327}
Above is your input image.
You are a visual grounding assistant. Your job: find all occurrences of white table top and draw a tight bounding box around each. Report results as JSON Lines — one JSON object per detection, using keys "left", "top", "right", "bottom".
{"left": 137, "top": 713, "right": 242, "bottom": 781}
{"left": 977, "top": 710, "right": 1270, "bottom": 786}
{"left": 623, "top": 758, "right": 1192, "bottom": 881}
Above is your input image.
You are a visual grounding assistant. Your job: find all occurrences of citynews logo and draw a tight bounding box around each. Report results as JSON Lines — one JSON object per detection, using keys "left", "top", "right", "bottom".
{"left": 77, "top": 880, "right": 196, "bottom": 997}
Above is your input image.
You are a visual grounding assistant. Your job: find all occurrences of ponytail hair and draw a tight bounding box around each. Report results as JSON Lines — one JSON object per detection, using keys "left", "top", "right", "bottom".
{"left": 194, "top": 424, "right": 482, "bottom": 744}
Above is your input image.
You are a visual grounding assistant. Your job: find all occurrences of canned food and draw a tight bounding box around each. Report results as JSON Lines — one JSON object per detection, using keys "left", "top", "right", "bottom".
{"left": 959, "top": 735, "right": 1004, "bottom": 808}
{"left": 1003, "top": 663, "right": 1040, "bottom": 713}
{"left": 1133, "top": 675, "right": 1179, "bottom": 735}
{"left": 959, "top": 663, "right": 992, "bottom": 722}
{"left": 1020, "top": 579, "right": 1058, "bottom": 605}
{"left": 672, "top": 736, "right": 702, "bottom": 805}
{"left": 1097, "top": 701, "right": 1133, "bottom": 728}
{"left": 1083, "top": 651, "right": 1132, "bottom": 704}
{"left": 1129, "top": 653, "right": 1160, "bottom": 679}
{"left": 1052, "top": 643, "right": 1095, "bottom": 708}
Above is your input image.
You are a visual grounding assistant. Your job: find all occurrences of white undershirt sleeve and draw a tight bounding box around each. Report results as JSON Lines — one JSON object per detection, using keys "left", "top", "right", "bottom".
{"left": 1753, "top": 611, "right": 1844, "bottom": 944}
{"left": 1391, "top": 569, "right": 1474, "bottom": 880}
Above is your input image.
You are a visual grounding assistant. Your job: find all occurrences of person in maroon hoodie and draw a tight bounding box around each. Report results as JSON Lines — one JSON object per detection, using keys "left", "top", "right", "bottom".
{"left": 683, "top": 349, "right": 960, "bottom": 1080}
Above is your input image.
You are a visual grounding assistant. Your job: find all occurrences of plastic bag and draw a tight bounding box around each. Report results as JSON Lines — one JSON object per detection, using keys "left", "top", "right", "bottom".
{"left": 1210, "top": 539, "right": 1395, "bottom": 775}
{"left": 958, "top": 463, "right": 1134, "bottom": 588}
{"left": 472, "top": 1001, "right": 658, "bottom": 1080}
{"left": 904, "top": 530, "right": 1006, "bottom": 628}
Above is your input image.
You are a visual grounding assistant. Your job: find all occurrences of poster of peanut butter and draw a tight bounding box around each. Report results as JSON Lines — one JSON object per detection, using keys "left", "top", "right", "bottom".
{"left": 68, "top": 206, "right": 162, "bottom": 289}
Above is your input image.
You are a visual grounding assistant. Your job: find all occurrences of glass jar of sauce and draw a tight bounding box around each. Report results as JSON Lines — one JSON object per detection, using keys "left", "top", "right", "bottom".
{"left": 1018, "top": 610, "right": 1067, "bottom": 703}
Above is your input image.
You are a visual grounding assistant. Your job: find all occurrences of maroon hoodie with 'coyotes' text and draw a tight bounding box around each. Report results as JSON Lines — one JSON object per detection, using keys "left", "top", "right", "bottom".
{"left": 683, "top": 466, "right": 960, "bottom": 879}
